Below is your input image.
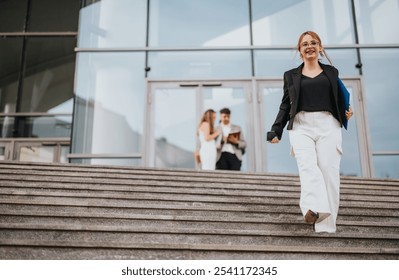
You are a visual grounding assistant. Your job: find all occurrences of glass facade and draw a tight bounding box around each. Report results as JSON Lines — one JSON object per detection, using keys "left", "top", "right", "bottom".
{"left": 1, "top": 0, "right": 399, "bottom": 178}
{"left": 72, "top": 0, "right": 399, "bottom": 177}
{"left": 0, "top": 0, "right": 79, "bottom": 162}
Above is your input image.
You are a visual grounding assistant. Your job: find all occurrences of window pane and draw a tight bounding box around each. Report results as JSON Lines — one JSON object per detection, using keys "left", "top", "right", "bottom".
{"left": 72, "top": 52, "right": 145, "bottom": 155}
{"left": 361, "top": 49, "right": 399, "bottom": 151}
{"left": 30, "top": 116, "right": 71, "bottom": 138}
{"left": 78, "top": 0, "right": 147, "bottom": 48}
{"left": 28, "top": 0, "right": 80, "bottom": 31}
{"left": 355, "top": 0, "right": 399, "bottom": 44}
{"left": 373, "top": 155, "right": 399, "bottom": 179}
{"left": 10, "top": 116, "right": 72, "bottom": 138}
{"left": 149, "top": 0, "right": 250, "bottom": 47}
{"left": 0, "top": 0, "right": 28, "bottom": 32}
{"left": 0, "top": 38, "right": 22, "bottom": 113}
{"left": 0, "top": 117, "right": 14, "bottom": 138}
{"left": 252, "top": 0, "right": 354, "bottom": 45}
{"left": 254, "top": 49, "right": 359, "bottom": 77}
{"left": 20, "top": 37, "right": 76, "bottom": 113}
{"left": 148, "top": 51, "right": 252, "bottom": 79}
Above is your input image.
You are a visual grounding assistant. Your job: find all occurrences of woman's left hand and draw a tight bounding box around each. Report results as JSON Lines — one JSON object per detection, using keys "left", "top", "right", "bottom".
{"left": 345, "top": 106, "right": 354, "bottom": 120}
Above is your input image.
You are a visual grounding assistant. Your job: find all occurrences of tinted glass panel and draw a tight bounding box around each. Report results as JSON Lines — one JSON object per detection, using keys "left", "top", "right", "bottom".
{"left": 0, "top": 0, "right": 28, "bottom": 32}
{"left": 355, "top": 0, "right": 399, "bottom": 44}
{"left": 20, "top": 37, "right": 76, "bottom": 113}
{"left": 361, "top": 49, "right": 399, "bottom": 151}
{"left": 148, "top": 51, "right": 252, "bottom": 79}
{"left": 252, "top": 0, "right": 354, "bottom": 45}
{"left": 73, "top": 52, "right": 145, "bottom": 155}
{"left": 0, "top": 38, "right": 22, "bottom": 114}
{"left": 29, "top": 0, "right": 80, "bottom": 31}
{"left": 0, "top": 116, "right": 15, "bottom": 138}
{"left": 149, "top": 0, "right": 250, "bottom": 47}
{"left": 78, "top": 0, "right": 147, "bottom": 47}
{"left": 15, "top": 116, "right": 72, "bottom": 138}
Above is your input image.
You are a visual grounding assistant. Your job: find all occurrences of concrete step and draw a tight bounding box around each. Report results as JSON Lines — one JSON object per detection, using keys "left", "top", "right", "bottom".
{"left": 1, "top": 204, "right": 398, "bottom": 224}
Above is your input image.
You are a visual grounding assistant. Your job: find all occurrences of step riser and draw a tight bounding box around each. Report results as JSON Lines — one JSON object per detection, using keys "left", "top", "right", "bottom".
{"left": 2, "top": 247, "right": 398, "bottom": 260}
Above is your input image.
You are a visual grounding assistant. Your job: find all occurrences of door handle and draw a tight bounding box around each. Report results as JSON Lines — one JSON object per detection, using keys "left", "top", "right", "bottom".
{"left": 179, "top": 84, "right": 199, "bottom": 87}
{"left": 202, "top": 83, "right": 222, "bottom": 87}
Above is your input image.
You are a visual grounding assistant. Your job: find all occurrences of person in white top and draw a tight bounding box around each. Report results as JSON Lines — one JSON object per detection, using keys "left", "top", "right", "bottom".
{"left": 195, "top": 109, "right": 221, "bottom": 170}
{"left": 215, "top": 108, "right": 247, "bottom": 171}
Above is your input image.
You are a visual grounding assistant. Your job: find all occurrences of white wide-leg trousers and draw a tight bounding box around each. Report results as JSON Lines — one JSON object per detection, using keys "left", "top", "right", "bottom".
{"left": 289, "top": 111, "right": 342, "bottom": 233}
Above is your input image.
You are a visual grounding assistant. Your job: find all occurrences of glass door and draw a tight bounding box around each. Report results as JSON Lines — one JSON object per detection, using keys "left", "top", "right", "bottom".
{"left": 145, "top": 80, "right": 253, "bottom": 170}
{"left": 257, "top": 79, "right": 372, "bottom": 177}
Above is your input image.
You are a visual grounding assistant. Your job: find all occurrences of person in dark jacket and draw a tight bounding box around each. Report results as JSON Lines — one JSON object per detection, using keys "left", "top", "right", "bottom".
{"left": 267, "top": 31, "right": 353, "bottom": 233}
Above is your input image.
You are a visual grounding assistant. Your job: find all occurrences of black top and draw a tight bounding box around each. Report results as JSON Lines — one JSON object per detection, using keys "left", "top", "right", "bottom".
{"left": 298, "top": 71, "right": 335, "bottom": 114}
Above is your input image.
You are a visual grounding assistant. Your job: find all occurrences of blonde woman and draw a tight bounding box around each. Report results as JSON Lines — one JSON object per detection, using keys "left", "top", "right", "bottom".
{"left": 267, "top": 31, "right": 353, "bottom": 233}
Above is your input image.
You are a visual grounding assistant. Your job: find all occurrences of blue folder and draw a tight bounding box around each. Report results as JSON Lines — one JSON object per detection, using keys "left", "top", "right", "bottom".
{"left": 338, "top": 78, "right": 350, "bottom": 130}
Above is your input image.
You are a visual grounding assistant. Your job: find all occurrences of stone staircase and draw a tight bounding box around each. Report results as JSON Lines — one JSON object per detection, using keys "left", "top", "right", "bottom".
{"left": 0, "top": 161, "right": 398, "bottom": 259}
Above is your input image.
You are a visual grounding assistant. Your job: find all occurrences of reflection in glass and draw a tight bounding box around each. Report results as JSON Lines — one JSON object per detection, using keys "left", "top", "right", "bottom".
{"left": 148, "top": 51, "right": 252, "bottom": 79}
{"left": 0, "top": 38, "right": 23, "bottom": 114}
{"left": 149, "top": 0, "right": 250, "bottom": 47}
{"left": 73, "top": 52, "right": 145, "bottom": 155}
{"left": 154, "top": 88, "right": 197, "bottom": 168}
{"left": 203, "top": 87, "right": 249, "bottom": 171}
{"left": 0, "top": 0, "right": 28, "bottom": 32}
{"left": 354, "top": 0, "right": 399, "bottom": 44}
{"left": 78, "top": 0, "right": 147, "bottom": 48}
{"left": 252, "top": 0, "right": 354, "bottom": 45}
{"left": 361, "top": 49, "right": 399, "bottom": 151}
{"left": 29, "top": 0, "right": 80, "bottom": 31}
{"left": 1, "top": 116, "right": 71, "bottom": 138}
{"left": 373, "top": 155, "right": 399, "bottom": 179}
{"left": 21, "top": 38, "right": 76, "bottom": 113}
{"left": 19, "top": 145, "right": 55, "bottom": 163}
{"left": 254, "top": 49, "right": 359, "bottom": 77}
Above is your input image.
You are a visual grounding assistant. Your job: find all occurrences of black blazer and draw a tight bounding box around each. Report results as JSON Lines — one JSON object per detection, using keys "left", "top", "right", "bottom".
{"left": 269, "top": 62, "right": 344, "bottom": 140}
